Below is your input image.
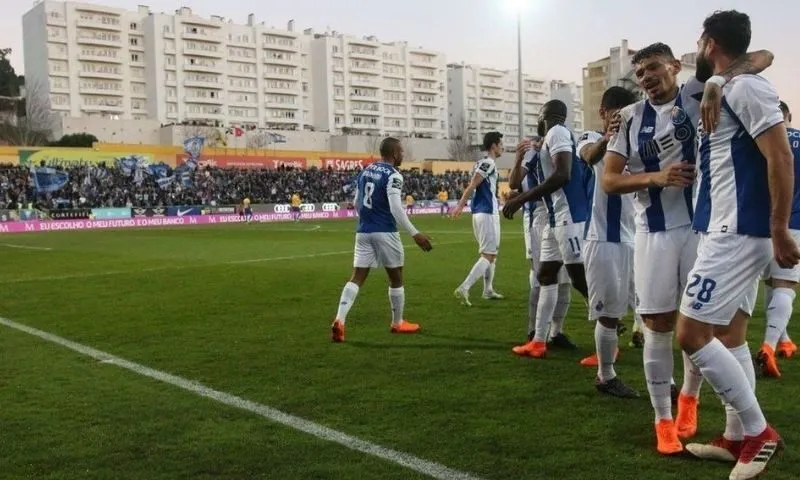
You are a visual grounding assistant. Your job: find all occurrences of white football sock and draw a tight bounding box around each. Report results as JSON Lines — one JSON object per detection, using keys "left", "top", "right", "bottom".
{"left": 690, "top": 338, "right": 767, "bottom": 437}
{"left": 632, "top": 312, "right": 644, "bottom": 333}
{"left": 780, "top": 330, "right": 791, "bottom": 342}
{"left": 483, "top": 261, "right": 496, "bottom": 294}
{"left": 643, "top": 327, "right": 674, "bottom": 422}
{"left": 389, "top": 287, "right": 405, "bottom": 326}
{"left": 461, "top": 257, "right": 490, "bottom": 292}
{"left": 549, "top": 283, "right": 571, "bottom": 339}
{"left": 529, "top": 269, "right": 537, "bottom": 289}
{"left": 680, "top": 350, "right": 704, "bottom": 398}
{"left": 765, "top": 288, "right": 795, "bottom": 349}
{"left": 595, "top": 322, "right": 618, "bottom": 382}
{"left": 722, "top": 344, "right": 756, "bottom": 441}
{"left": 763, "top": 284, "right": 774, "bottom": 307}
{"left": 527, "top": 285, "right": 540, "bottom": 340}
{"left": 534, "top": 284, "right": 559, "bottom": 342}
{"left": 336, "top": 282, "right": 360, "bottom": 324}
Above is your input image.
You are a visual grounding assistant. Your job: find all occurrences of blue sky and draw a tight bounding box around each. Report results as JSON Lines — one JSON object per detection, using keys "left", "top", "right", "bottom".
{"left": 3, "top": 0, "right": 799, "bottom": 115}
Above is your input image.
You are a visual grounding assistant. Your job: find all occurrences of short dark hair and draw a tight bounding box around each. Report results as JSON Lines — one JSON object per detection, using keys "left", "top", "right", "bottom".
{"left": 542, "top": 99, "right": 568, "bottom": 119}
{"left": 702, "top": 10, "right": 751, "bottom": 57}
{"left": 379, "top": 137, "right": 400, "bottom": 158}
{"left": 631, "top": 43, "right": 675, "bottom": 65}
{"left": 780, "top": 101, "right": 790, "bottom": 115}
{"left": 601, "top": 87, "right": 638, "bottom": 110}
{"left": 482, "top": 131, "right": 503, "bottom": 151}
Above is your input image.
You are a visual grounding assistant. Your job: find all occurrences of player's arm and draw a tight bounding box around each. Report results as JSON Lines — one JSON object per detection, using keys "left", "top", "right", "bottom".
{"left": 387, "top": 174, "right": 432, "bottom": 251}
{"left": 452, "top": 166, "right": 487, "bottom": 217}
{"left": 699, "top": 50, "right": 774, "bottom": 132}
{"left": 578, "top": 131, "right": 607, "bottom": 166}
{"left": 602, "top": 116, "right": 693, "bottom": 194}
{"left": 507, "top": 142, "right": 531, "bottom": 190}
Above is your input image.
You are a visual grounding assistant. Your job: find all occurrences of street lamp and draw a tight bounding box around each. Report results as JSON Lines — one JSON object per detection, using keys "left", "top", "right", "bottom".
{"left": 508, "top": 0, "right": 528, "bottom": 141}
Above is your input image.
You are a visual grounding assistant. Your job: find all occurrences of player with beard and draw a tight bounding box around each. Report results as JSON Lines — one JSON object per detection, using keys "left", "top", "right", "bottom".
{"left": 603, "top": 38, "right": 774, "bottom": 454}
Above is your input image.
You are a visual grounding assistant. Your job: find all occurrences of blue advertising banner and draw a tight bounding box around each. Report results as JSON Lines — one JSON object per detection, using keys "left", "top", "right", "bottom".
{"left": 166, "top": 206, "right": 204, "bottom": 217}
{"left": 92, "top": 208, "right": 132, "bottom": 220}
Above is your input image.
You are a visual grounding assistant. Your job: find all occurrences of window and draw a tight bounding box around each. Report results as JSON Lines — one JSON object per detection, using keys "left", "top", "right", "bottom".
{"left": 131, "top": 53, "right": 140, "bottom": 62}
{"left": 130, "top": 22, "right": 137, "bottom": 30}
{"left": 130, "top": 37, "right": 138, "bottom": 46}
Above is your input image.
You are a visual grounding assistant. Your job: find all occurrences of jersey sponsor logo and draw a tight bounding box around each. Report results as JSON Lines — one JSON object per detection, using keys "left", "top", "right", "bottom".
{"left": 177, "top": 208, "right": 193, "bottom": 217}
{"left": 641, "top": 126, "right": 654, "bottom": 134}
{"left": 273, "top": 204, "right": 291, "bottom": 213}
{"left": 579, "top": 133, "right": 590, "bottom": 141}
{"left": 390, "top": 177, "right": 403, "bottom": 190}
{"left": 671, "top": 106, "right": 693, "bottom": 142}
{"left": 478, "top": 162, "right": 491, "bottom": 172}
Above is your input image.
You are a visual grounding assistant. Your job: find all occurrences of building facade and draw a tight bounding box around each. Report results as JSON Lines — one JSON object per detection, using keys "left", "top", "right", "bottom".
{"left": 550, "top": 80, "right": 583, "bottom": 134}
{"left": 582, "top": 39, "right": 697, "bottom": 132}
{"left": 447, "top": 64, "right": 549, "bottom": 148}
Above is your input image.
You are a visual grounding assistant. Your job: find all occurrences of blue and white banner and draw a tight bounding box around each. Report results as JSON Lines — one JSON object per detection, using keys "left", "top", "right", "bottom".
{"left": 30, "top": 167, "right": 69, "bottom": 193}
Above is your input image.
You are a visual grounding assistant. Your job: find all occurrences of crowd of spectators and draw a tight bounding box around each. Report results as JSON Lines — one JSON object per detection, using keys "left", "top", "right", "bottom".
{"left": 0, "top": 163, "right": 472, "bottom": 210}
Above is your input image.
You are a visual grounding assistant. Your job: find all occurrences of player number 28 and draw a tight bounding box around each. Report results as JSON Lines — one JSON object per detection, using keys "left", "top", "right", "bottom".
{"left": 685, "top": 274, "right": 717, "bottom": 303}
{"left": 363, "top": 182, "right": 375, "bottom": 209}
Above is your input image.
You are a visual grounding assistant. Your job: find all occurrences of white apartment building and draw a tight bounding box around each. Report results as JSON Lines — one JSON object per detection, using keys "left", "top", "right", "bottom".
{"left": 447, "top": 64, "right": 549, "bottom": 147}
{"left": 311, "top": 33, "right": 448, "bottom": 139}
{"left": 550, "top": 80, "right": 584, "bottom": 134}
{"left": 23, "top": 2, "right": 313, "bottom": 130}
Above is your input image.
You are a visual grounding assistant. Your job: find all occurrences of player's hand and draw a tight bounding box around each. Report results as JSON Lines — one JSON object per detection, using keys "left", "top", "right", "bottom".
{"left": 607, "top": 111, "right": 622, "bottom": 138}
{"left": 700, "top": 82, "right": 723, "bottom": 134}
{"left": 450, "top": 205, "right": 464, "bottom": 219}
{"left": 502, "top": 198, "right": 522, "bottom": 219}
{"left": 653, "top": 162, "right": 695, "bottom": 188}
{"left": 413, "top": 233, "right": 433, "bottom": 252}
{"left": 515, "top": 141, "right": 531, "bottom": 163}
{"left": 772, "top": 227, "right": 800, "bottom": 269}
{"left": 506, "top": 190, "right": 521, "bottom": 201}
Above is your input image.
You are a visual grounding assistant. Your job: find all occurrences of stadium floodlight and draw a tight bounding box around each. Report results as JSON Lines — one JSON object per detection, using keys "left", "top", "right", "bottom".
{"left": 507, "top": 0, "right": 529, "bottom": 141}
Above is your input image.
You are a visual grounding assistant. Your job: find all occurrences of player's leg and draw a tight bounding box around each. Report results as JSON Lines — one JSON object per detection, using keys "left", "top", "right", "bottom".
{"left": 513, "top": 221, "right": 543, "bottom": 355}
{"left": 520, "top": 225, "right": 563, "bottom": 358}
{"left": 677, "top": 234, "right": 781, "bottom": 479}
{"left": 634, "top": 229, "right": 683, "bottom": 455}
{"left": 628, "top": 274, "right": 645, "bottom": 348}
{"left": 482, "top": 214, "right": 503, "bottom": 299}
{"left": 455, "top": 214, "right": 496, "bottom": 306}
{"left": 332, "top": 234, "right": 376, "bottom": 342}
{"left": 550, "top": 222, "right": 587, "bottom": 348}
{"left": 379, "top": 232, "right": 419, "bottom": 333}
{"left": 760, "top": 230, "right": 800, "bottom": 367}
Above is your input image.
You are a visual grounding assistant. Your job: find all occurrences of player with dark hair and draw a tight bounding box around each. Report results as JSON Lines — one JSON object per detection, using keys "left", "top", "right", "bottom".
{"left": 452, "top": 131, "right": 505, "bottom": 305}
{"left": 577, "top": 86, "right": 640, "bottom": 398}
{"left": 503, "top": 100, "right": 589, "bottom": 358}
{"left": 680, "top": 11, "right": 796, "bottom": 479}
{"left": 603, "top": 30, "right": 774, "bottom": 455}
{"left": 331, "top": 137, "right": 433, "bottom": 342}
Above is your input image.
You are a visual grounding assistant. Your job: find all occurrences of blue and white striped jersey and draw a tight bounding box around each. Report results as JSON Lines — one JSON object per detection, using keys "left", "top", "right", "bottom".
{"left": 470, "top": 156, "right": 499, "bottom": 214}
{"left": 693, "top": 75, "right": 783, "bottom": 237}
{"left": 607, "top": 79, "right": 704, "bottom": 232}
{"left": 521, "top": 149, "right": 549, "bottom": 226}
{"left": 356, "top": 162, "right": 403, "bottom": 233}
{"left": 788, "top": 127, "right": 800, "bottom": 230}
{"left": 539, "top": 124, "right": 588, "bottom": 225}
{"left": 578, "top": 131, "right": 635, "bottom": 243}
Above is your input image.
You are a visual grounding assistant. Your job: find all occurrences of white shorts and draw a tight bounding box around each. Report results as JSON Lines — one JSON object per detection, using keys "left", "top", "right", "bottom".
{"left": 540, "top": 222, "right": 585, "bottom": 265}
{"left": 585, "top": 240, "right": 634, "bottom": 320}
{"left": 353, "top": 232, "right": 404, "bottom": 268}
{"left": 473, "top": 213, "right": 500, "bottom": 255}
{"left": 524, "top": 212, "right": 533, "bottom": 260}
{"left": 527, "top": 221, "right": 570, "bottom": 283}
{"left": 679, "top": 233, "right": 771, "bottom": 325}
{"left": 764, "top": 229, "right": 800, "bottom": 283}
{"left": 634, "top": 225, "right": 698, "bottom": 315}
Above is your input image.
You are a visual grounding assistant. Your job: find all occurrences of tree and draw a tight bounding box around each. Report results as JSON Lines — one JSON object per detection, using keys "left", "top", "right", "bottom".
{"left": 181, "top": 123, "right": 226, "bottom": 147}
{"left": 51, "top": 133, "right": 98, "bottom": 147}
{"left": 447, "top": 114, "right": 476, "bottom": 161}
{"left": 0, "top": 79, "right": 52, "bottom": 146}
{"left": 0, "top": 48, "right": 20, "bottom": 98}
{"left": 400, "top": 136, "right": 414, "bottom": 161}
{"left": 246, "top": 131, "right": 273, "bottom": 149}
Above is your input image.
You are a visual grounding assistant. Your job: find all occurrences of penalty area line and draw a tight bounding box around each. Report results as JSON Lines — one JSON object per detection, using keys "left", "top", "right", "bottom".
{"left": 0, "top": 243, "right": 53, "bottom": 251}
{"left": 0, "top": 317, "right": 484, "bottom": 480}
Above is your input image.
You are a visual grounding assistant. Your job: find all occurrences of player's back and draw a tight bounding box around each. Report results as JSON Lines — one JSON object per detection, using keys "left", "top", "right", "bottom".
{"left": 521, "top": 149, "right": 549, "bottom": 225}
{"left": 356, "top": 162, "right": 398, "bottom": 233}
{"left": 693, "top": 74, "right": 782, "bottom": 237}
{"left": 539, "top": 124, "right": 588, "bottom": 225}
{"left": 470, "top": 156, "right": 498, "bottom": 215}
{"left": 788, "top": 127, "right": 800, "bottom": 230}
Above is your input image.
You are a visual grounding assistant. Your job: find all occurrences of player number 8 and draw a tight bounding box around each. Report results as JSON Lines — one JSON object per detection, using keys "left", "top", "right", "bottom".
{"left": 685, "top": 274, "right": 716, "bottom": 303}
{"left": 363, "top": 182, "right": 375, "bottom": 209}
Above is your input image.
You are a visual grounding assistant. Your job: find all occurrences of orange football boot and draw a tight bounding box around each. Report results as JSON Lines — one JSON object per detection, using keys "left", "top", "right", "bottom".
{"left": 655, "top": 419, "right": 684, "bottom": 455}
{"left": 579, "top": 349, "right": 620, "bottom": 367}
{"left": 757, "top": 344, "right": 781, "bottom": 378}
{"left": 391, "top": 320, "right": 421, "bottom": 334}
{"left": 777, "top": 339, "right": 797, "bottom": 358}
{"left": 331, "top": 320, "right": 345, "bottom": 343}
{"left": 675, "top": 394, "right": 699, "bottom": 439}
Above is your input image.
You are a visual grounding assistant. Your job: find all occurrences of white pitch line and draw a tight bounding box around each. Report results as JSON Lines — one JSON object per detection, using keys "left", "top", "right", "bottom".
{"left": 0, "top": 240, "right": 469, "bottom": 284}
{"left": 0, "top": 243, "right": 53, "bottom": 251}
{"left": 0, "top": 317, "right": 483, "bottom": 480}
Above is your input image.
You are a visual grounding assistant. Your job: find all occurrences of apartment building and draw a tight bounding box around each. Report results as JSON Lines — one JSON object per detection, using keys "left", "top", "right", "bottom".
{"left": 550, "top": 80, "right": 584, "bottom": 134}
{"left": 447, "top": 64, "right": 550, "bottom": 147}
{"left": 582, "top": 39, "right": 696, "bottom": 132}
{"left": 23, "top": 2, "right": 313, "bottom": 130}
{"left": 311, "top": 33, "right": 448, "bottom": 139}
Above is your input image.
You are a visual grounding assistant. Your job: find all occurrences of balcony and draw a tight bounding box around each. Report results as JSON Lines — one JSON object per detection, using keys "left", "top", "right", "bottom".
{"left": 383, "top": 97, "right": 406, "bottom": 105}
{"left": 480, "top": 116, "right": 503, "bottom": 124}
{"left": 184, "top": 95, "right": 224, "bottom": 105}
{"left": 410, "top": 71, "right": 436, "bottom": 81}
{"left": 183, "top": 62, "right": 222, "bottom": 73}
{"left": 80, "top": 103, "right": 125, "bottom": 113}
{"left": 50, "top": 84, "right": 70, "bottom": 93}
{"left": 49, "top": 68, "right": 69, "bottom": 78}
{"left": 480, "top": 90, "right": 504, "bottom": 100}
{"left": 78, "top": 52, "right": 122, "bottom": 64}
{"left": 76, "top": 35, "right": 121, "bottom": 48}
{"left": 411, "top": 98, "right": 437, "bottom": 107}
{"left": 79, "top": 86, "right": 124, "bottom": 96}
{"left": 263, "top": 55, "right": 298, "bottom": 67}
{"left": 183, "top": 45, "right": 223, "bottom": 58}
{"left": 410, "top": 58, "right": 436, "bottom": 68}
{"left": 351, "top": 107, "right": 381, "bottom": 116}
{"left": 266, "top": 102, "right": 300, "bottom": 111}
{"left": 78, "top": 70, "right": 123, "bottom": 80}
{"left": 183, "top": 78, "right": 221, "bottom": 89}
{"left": 76, "top": 17, "right": 122, "bottom": 31}
{"left": 480, "top": 102, "right": 504, "bottom": 112}
{"left": 185, "top": 110, "right": 225, "bottom": 121}
{"left": 349, "top": 49, "right": 378, "bottom": 60}
{"left": 46, "top": 14, "right": 66, "bottom": 26}
{"left": 349, "top": 65, "right": 380, "bottom": 75}
{"left": 181, "top": 31, "right": 222, "bottom": 43}
{"left": 263, "top": 70, "right": 298, "bottom": 81}
{"left": 350, "top": 78, "right": 379, "bottom": 88}
{"left": 130, "top": 90, "right": 147, "bottom": 99}
{"left": 383, "top": 69, "right": 405, "bottom": 79}
{"left": 349, "top": 94, "right": 380, "bottom": 103}
{"left": 412, "top": 111, "right": 439, "bottom": 120}
{"left": 263, "top": 39, "right": 298, "bottom": 52}
{"left": 412, "top": 125, "right": 441, "bottom": 134}
{"left": 411, "top": 84, "right": 439, "bottom": 94}
{"left": 265, "top": 86, "right": 299, "bottom": 96}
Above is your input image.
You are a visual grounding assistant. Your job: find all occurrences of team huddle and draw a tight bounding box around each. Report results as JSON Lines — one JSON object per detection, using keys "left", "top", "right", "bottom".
{"left": 328, "top": 10, "right": 799, "bottom": 480}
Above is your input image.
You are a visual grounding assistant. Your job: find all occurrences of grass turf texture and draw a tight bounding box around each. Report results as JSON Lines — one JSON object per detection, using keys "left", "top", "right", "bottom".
{"left": 0, "top": 215, "right": 796, "bottom": 480}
